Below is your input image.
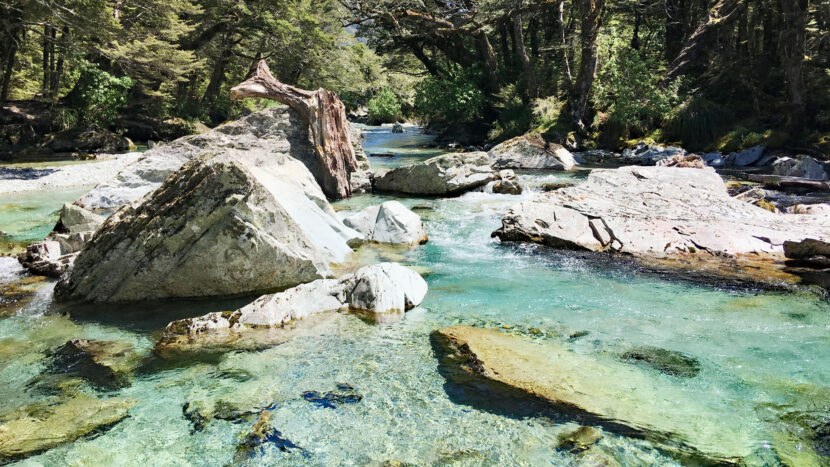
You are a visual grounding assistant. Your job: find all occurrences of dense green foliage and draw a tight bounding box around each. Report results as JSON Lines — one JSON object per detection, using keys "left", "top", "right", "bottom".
{"left": 413, "top": 66, "right": 484, "bottom": 124}
{"left": 1, "top": 0, "right": 829, "bottom": 152}
{"left": 66, "top": 64, "right": 134, "bottom": 126}
{"left": 367, "top": 89, "right": 401, "bottom": 124}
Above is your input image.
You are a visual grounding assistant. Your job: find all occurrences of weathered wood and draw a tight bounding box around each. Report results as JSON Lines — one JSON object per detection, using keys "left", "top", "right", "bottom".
{"left": 230, "top": 60, "right": 357, "bottom": 200}
{"left": 746, "top": 174, "right": 830, "bottom": 191}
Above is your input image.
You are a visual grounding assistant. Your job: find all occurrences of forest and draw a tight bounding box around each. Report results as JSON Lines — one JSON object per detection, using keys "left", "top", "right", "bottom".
{"left": 1, "top": 0, "right": 828, "bottom": 153}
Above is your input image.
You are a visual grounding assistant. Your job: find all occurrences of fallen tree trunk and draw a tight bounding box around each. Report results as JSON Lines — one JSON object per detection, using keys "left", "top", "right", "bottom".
{"left": 230, "top": 60, "right": 357, "bottom": 199}
{"left": 746, "top": 174, "right": 830, "bottom": 191}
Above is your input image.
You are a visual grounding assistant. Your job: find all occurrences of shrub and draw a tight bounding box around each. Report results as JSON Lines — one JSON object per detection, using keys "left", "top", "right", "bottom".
{"left": 532, "top": 96, "right": 565, "bottom": 129}
{"left": 414, "top": 65, "right": 484, "bottom": 124}
{"left": 52, "top": 108, "right": 79, "bottom": 131}
{"left": 66, "top": 63, "right": 133, "bottom": 126}
{"left": 488, "top": 84, "right": 532, "bottom": 141}
{"left": 663, "top": 97, "right": 734, "bottom": 150}
{"left": 593, "top": 39, "right": 679, "bottom": 137}
{"left": 367, "top": 89, "right": 401, "bottom": 124}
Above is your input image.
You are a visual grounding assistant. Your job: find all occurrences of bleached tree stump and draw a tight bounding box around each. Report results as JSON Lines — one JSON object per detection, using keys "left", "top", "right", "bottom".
{"left": 231, "top": 60, "right": 358, "bottom": 199}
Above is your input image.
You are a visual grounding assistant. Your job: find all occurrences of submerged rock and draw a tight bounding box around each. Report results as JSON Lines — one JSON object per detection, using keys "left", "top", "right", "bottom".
{"left": 340, "top": 201, "right": 428, "bottom": 246}
{"left": 55, "top": 149, "right": 359, "bottom": 303}
{"left": 0, "top": 394, "right": 133, "bottom": 462}
{"left": 301, "top": 383, "right": 362, "bottom": 409}
{"left": 619, "top": 346, "right": 701, "bottom": 378}
{"left": 493, "top": 166, "right": 830, "bottom": 284}
{"left": 373, "top": 152, "right": 497, "bottom": 196}
{"left": 488, "top": 134, "right": 576, "bottom": 171}
{"left": 234, "top": 410, "right": 304, "bottom": 461}
{"left": 432, "top": 325, "right": 754, "bottom": 463}
{"left": 156, "top": 263, "right": 427, "bottom": 354}
{"left": 556, "top": 425, "right": 603, "bottom": 453}
{"left": 76, "top": 107, "right": 367, "bottom": 212}
{"left": 48, "top": 339, "right": 141, "bottom": 389}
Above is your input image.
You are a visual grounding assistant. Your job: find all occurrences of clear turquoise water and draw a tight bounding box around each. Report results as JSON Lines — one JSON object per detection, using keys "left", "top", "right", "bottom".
{"left": 0, "top": 128, "right": 828, "bottom": 466}
{"left": 0, "top": 188, "right": 90, "bottom": 244}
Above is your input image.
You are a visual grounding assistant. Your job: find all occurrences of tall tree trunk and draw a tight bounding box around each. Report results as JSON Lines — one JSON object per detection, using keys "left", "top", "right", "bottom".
{"left": 42, "top": 25, "right": 51, "bottom": 97}
{"left": 51, "top": 26, "right": 69, "bottom": 98}
{"left": 1, "top": 37, "right": 18, "bottom": 102}
{"left": 529, "top": 17, "right": 539, "bottom": 59}
{"left": 570, "top": 0, "right": 605, "bottom": 130}
{"left": 778, "top": 0, "right": 809, "bottom": 121}
{"left": 556, "top": 0, "right": 573, "bottom": 85}
{"left": 231, "top": 61, "right": 358, "bottom": 200}
{"left": 631, "top": 6, "right": 642, "bottom": 50}
{"left": 665, "top": 0, "right": 747, "bottom": 81}
{"left": 665, "top": 0, "right": 685, "bottom": 63}
{"left": 512, "top": 15, "right": 538, "bottom": 99}
{"left": 498, "top": 20, "right": 512, "bottom": 68}
{"left": 202, "top": 51, "right": 228, "bottom": 104}
{"left": 475, "top": 31, "right": 501, "bottom": 92}
{"left": 406, "top": 39, "right": 440, "bottom": 76}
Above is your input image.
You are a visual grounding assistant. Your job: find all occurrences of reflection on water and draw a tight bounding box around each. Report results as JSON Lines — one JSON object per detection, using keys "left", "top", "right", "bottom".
{"left": 0, "top": 127, "right": 827, "bottom": 465}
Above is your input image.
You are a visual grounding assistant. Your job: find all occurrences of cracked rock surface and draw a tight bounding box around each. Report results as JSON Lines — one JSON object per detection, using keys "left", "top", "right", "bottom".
{"left": 493, "top": 166, "right": 830, "bottom": 262}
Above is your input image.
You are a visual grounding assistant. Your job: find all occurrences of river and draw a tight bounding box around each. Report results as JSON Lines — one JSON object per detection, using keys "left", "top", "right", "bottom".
{"left": 0, "top": 126, "right": 828, "bottom": 465}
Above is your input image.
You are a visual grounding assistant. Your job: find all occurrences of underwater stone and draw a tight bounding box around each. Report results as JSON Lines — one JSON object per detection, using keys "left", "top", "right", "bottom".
{"left": 556, "top": 425, "right": 603, "bottom": 453}
{"left": 48, "top": 338, "right": 142, "bottom": 389}
{"left": 619, "top": 346, "right": 701, "bottom": 378}
{"left": 432, "top": 325, "right": 756, "bottom": 463}
{"left": 302, "top": 383, "right": 362, "bottom": 409}
{"left": 0, "top": 394, "right": 133, "bottom": 462}
{"left": 234, "top": 410, "right": 304, "bottom": 462}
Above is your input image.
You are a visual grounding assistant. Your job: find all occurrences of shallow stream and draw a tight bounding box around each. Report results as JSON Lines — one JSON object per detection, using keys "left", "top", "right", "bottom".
{"left": 0, "top": 127, "right": 828, "bottom": 466}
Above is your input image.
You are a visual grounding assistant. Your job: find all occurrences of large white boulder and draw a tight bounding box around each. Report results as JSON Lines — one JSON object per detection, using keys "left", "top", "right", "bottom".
{"left": 373, "top": 152, "right": 497, "bottom": 195}
{"left": 772, "top": 156, "right": 829, "bottom": 180}
{"left": 54, "top": 148, "right": 360, "bottom": 303}
{"left": 488, "top": 135, "right": 576, "bottom": 171}
{"left": 493, "top": 166, "right": 830, "bottom": 281}
{"left": 156, "top": 263, "right": 427, "bottom": 353}
{"left": 339, "top": 201, "right": 428, "bottom": 246}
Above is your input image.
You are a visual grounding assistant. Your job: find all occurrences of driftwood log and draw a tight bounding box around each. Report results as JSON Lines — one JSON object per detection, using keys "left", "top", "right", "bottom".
{"left": 745, "top": 174, "right": 830, "bottom": 192}
{"left": 230, "top": 60, "right": 357, "bottom": 199}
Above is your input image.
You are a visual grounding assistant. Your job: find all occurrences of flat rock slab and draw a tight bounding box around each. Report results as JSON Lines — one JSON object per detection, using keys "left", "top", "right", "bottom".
{"left": 494, "top": 166, "right": 830, "bottom": 282}
{"left": 0, "top": 394, "right": 133, "bottom": 462}
{"left": 433, "top": 325, "right": 755, "bottom": 463}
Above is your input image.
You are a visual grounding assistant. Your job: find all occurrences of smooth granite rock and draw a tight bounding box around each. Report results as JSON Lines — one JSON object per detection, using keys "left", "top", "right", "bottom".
{"left": 488, "top": 135, "right": 576, "bottom": 171}
{"left": 55, "top": 148, "right": 360, "bottom": 303}
{"left": 493, "top": 166, "right": 830, "bottom": 283}
{"left": 772, "top": 156, "right": 829, "bottom": 180}
{"left": 373, "top": 152, "right": 497, "bottom": 196}
{"left": 76, "top": 107, "right": 367, "bottom": 212}
{"left": 156, "top": 263, "right": 427, "bottom": 354}
{"left": 339, "top": 201, "right": 428, "bottom": 246}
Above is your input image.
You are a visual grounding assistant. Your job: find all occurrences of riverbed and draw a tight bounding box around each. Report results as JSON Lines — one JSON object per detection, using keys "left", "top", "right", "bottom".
{"left": 0, "top": 127, "right": 828, "bottom": 465}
